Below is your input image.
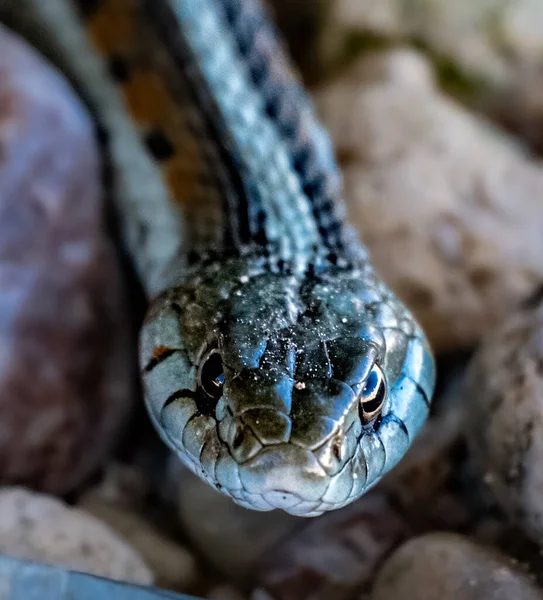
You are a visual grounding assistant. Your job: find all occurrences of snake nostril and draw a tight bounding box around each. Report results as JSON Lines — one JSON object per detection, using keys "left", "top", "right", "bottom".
{"left": 232, "top": 429, "right": 245, "bottom": 450}
{"left": 332, "top": 438, "right": 342, "bottom": 461}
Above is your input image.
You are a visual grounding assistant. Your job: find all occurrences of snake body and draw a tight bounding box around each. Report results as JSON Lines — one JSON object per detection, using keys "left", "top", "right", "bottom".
{"left": 4, "top": 0, "right": 435, "bottom": 516}
{"left": 0, "top": 554, "right": 192, "bottom": 600}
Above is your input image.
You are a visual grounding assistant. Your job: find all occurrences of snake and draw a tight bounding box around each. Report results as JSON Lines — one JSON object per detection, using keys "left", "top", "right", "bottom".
{"left": 0, "top": 554, "right": 192, "bottom": 600}
{"left": 3, "top": 0, "right": 436, "bottom": 517}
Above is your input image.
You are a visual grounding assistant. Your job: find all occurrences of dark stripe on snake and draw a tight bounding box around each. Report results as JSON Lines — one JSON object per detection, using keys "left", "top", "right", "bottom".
{"left": 141, "top": 0, "right": 268, "bottom": 251}
{"left": 217, "top": 0, "right": 348, "bottom": 251}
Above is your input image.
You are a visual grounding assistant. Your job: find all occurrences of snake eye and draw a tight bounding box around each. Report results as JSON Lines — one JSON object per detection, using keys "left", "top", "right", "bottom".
{"left": 359, "top": 364, "right": 386, "bottom": 424}
{"left": 198, "top": 350, "right": 224, "bottom": 401}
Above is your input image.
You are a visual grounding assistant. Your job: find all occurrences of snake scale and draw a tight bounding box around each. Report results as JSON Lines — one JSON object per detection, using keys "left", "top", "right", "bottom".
{"left": 3, "top": 0, "right": 435, "bottom": 516}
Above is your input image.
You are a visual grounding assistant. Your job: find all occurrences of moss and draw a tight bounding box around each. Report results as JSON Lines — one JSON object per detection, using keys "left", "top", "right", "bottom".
{"left": 326, "top": 28, "right": 492, "bottom": 104}
{"left": 411, "top": 38, "right": 494, "bottom": 102}
{"left": 341, "top": 30, "right": 396, "bottom": 59}
{"left": 483, "top": 2, "right": 518, "bottom": 60}
{"left": 326, "top": 29, "right": 399, "bottom": 79}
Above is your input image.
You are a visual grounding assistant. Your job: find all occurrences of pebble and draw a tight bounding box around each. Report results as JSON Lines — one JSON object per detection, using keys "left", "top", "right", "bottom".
{"left": 254, "top": 492, "right": 409, "bottom": 600}
{"left": 318, "top": 0, "right": 542, "bottom": 82}
{"left": 79, "top": 492, "right": 198, "bottom": 592}
{"left": 281, "top": 0, "right": 543, "bottom": 107}
{"left": 173, "top": 459, "right": 300, "bottom": 584}
{"left": 463, "top": 299, "right": 543, "bottom": 546}
{"left": 208, "top": 585, "right": 248, "bottom": 600}
{"left": 315, "top": 49, "right": 543, "bottom": 351}
{"left": 0, "top": 487, "right": 152, "bottom": 585}
{"left": 0, "top": 25, "right": 134, "bottom": 493}
{"left": 371, "top": 533, "right": 543, "bottom": 600}
{"left": 271, "top": 0, "right": 543, "bottom": 154}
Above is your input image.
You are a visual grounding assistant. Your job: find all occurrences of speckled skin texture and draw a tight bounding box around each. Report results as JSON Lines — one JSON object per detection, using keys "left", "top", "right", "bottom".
{"left": 141, "top": 254, "right": 434, "bottom": 515}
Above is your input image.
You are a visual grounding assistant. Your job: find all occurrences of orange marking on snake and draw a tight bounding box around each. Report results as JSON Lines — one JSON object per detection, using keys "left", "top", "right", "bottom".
{"left": 153, "top": 346, "right": 173, "bottom": 359}
{"left": 166, "top": 154, "right": 209, "bottom": 202}
{"left": 84, "top": 0, "right": 218, "bottom": 211}
{"left": 86, "top": 0, "right": 135, "bottom": 54}
{"left": 122, "top": 69, "right": 176, "bottom": 124}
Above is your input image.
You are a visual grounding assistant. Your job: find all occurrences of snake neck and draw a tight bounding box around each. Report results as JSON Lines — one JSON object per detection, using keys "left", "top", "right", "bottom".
{"left": 0, "top": 0, "right": 364, "bottom": 293}
{"left": 77, "top": 0, "right": 364, "bottom": 287}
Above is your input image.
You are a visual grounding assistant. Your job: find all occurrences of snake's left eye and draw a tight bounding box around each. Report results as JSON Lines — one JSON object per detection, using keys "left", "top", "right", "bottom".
{"left": 359, "top": 364, "right": 386, "bottom": 424}
{"left": 198, "top": 349, "right": 224, "bottom": 401}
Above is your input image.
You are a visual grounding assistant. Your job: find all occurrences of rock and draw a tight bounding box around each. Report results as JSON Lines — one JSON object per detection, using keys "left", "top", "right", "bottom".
{"left": 378, "top": 372, "right": 474, "bottom": 535}
{"left": 317, "top": 0, "right": 534, "bottom": 83}
{"left": 314, "top": 49, "right": 543, "bottom": 351}
{"left": 339, "top": 47, "right": 437, "bottom": 89}
{"left": 78, "top": 462, "right": 151, "bottom": 512}
{"left": 372, "top": 533, "right": 543, "bottom": 600}
{"left": 173, "top": 458, "right": 300, "bottom": 585}
{"left": 490, "top": 74, "right": 543, "bottom": 156}
{"left": 463, "top": 298, "right": 543, "bottom": 546}
{"left": 0, "top": 25, "right": 134, "bottom": 493}
{"left": 254, "top": 492, "right": 409, "bottom": 600}
{"left": 0, "top": 487, "right": 153, "bottom": 585}
{"left": 271, "top": 0, "right": 543, "bottom": 150}
{"left": 208, "top": 586, "right": 248, "bottom": 600}
{"left": 79, "top": 487, "right": 198, "bottom": 592}
{"left": 290, "top": 0, "right": 543, "bottom": 96}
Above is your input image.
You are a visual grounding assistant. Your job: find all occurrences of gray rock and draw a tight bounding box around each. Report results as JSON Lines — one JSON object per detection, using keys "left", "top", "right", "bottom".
{"left": 463, "top": 299, "right": 543, "bottom": 545}
{"left": 372, "top": 533, "right": 543, "bottom": 600}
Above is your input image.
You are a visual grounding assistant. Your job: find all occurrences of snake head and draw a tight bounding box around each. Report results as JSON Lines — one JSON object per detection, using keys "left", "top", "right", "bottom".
{"left": 140, "top": 254, "right": 435, "bottom": 516}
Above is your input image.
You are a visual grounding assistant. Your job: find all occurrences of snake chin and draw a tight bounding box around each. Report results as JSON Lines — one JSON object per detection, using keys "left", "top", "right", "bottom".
{"left": 140, "top": 254, "right": 436, "bottom": 515}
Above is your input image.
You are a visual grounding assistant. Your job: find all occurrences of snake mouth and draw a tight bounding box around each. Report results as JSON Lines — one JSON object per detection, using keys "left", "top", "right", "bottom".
{"left": 237, "top": 443, "right": 330, "bottom": 505}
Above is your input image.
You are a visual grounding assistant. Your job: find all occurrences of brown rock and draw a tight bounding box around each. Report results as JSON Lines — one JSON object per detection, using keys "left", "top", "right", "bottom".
{"left": 254, "top": 492, "right": 409, "bottom": 600}
{"left": 0, "top": 25, "right": 134, "bottom": 492}
{"left": 463, "top": 299, "right": 543, "bottom": 546}
{"left": 209, "top": 586, "right": 248, "bottom": 600}
{"left": 315, "top": 49, "right": 543, "bottom": 351}
{"left": 0, "top": 487, "right": 153, "bottom": 585}
{"left": 372, "top": 533, "right": 543, "bottom": 600}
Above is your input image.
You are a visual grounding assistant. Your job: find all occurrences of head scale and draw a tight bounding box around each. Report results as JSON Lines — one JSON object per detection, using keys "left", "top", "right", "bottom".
{"left": 140, "top": 254, "right": 435, "bottom": 516}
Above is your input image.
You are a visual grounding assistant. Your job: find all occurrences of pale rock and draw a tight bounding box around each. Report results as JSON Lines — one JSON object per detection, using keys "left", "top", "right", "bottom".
{"left": 0, "top": 487, "right": 152, "bottom": 585}
{"left": 315, "top": 50, "right": 543, "bottom": 351}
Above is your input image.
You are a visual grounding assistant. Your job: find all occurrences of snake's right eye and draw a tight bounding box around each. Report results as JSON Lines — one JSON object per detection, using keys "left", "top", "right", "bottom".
{"left": 198, "top": 349, "right": 224, "bottom": 401}
{"left": 359, "top": 364, "right": 386, "bottom": 425}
